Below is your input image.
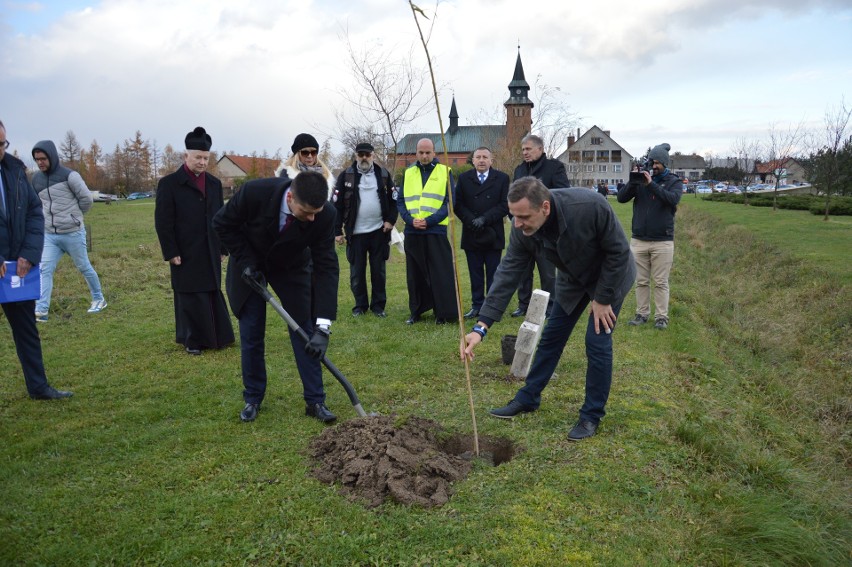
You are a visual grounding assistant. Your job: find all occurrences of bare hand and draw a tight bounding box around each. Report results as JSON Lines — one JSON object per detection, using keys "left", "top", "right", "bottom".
{"left": 382, "top": 222, "right": 393, "bottom": 233}
{"left": 17, "top": 258, "right": 32, "bottom": 278}
{"left": 0, "top": 262, "right": 5, "bottom": 279}
{"left": 461, "top": 332, "right": 482, "bottom": 361}
{"left": 169, "top": 256, "right": 182, "bottom": 266}
{"left": 413, "top": 218, "right": 427, "bottom": 230}
{"left": 589, "top": 300, "right": 616, "bottom": 335}
{"left": 335, "top": 235, "right": 346, "bottom": 245}
{"left": 641, "top": 171, "right": 652, "bottom": 185}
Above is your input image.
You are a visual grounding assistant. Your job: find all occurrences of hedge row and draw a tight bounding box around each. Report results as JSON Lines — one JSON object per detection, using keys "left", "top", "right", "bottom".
{"left": 701, "top": 193, "right": 852, "bottom": 216}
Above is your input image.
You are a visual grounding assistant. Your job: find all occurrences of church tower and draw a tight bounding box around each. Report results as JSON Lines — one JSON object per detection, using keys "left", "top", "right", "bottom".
{"left": 504, "top": 48, "right": 534, "bottom": 137}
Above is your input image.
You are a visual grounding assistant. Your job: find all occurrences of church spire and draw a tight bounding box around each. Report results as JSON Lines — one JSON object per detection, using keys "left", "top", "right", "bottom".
{"left": 505, "top": 47, "right": 532, "bottom": 106}
{"left": 449, "top": 96, "right": 459, "bottom": 133}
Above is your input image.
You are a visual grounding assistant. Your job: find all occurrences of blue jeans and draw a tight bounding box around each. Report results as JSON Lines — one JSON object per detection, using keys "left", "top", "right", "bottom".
{"left": 37, "top": 228, "right": 104, "bottom": 313}
{"left": 514, "top": 295, "right": 623, "bottom": 424}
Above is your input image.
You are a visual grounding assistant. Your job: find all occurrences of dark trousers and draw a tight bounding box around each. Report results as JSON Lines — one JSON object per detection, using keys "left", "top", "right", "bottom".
{"left": 465, "top": 248, "right": 502, "bottom": 311}
{"left": 347, "top": 228, "right": 388, "bottom": 313}
{"left": 513, "top": 296, "right": 623, "bottom": 424}
{"left": 2, "top": 299, "right": 50, "bottom": 396}
{"left": 237, "top": 292, "right": 324, "bottom": 406}
{"left": 404, "top": 233, "right": 458, "bottom": 319}
{"left": 517, "top": 252, "right": 556, "bottom": 313}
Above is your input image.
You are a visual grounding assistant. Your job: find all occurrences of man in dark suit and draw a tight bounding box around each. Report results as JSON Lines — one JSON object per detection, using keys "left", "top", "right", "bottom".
{"left": 511, "top": 134, "right": 570, "bottom": 317}
{"left": 213, "top": 171, "right": 339, "bottom": 424}
{"left": 454, "top": 147, "right": 510, "bottom": 320}
{"left": 0, "top": 119, "right": 72, "bottom": 399}
{"left": 155, "top": 126, "right": 234, "bottom": 355}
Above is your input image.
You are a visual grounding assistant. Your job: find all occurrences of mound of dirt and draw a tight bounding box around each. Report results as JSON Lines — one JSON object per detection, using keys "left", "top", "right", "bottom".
{"left": 308, "top": 415, "right": 472, "bottom": 508}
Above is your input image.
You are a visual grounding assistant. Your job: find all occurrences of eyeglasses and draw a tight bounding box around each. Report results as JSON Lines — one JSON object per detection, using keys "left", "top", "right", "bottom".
{"left": 0, "top": 140, "right": 9, "bottom": 149}
{"left": 357, "top": 151, "right": 372, "bottom": 158}
{"left": 299, "top": 149, "right": 318, "bottom": 157}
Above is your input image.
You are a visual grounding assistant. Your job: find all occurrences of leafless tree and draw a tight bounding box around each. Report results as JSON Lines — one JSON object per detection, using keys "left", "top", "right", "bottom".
{"left": 59, "top": 130, "right": 82, "bottom": 166}
{"left": 809, "top": 98, "right": 852, "bottom": 220}
{"left": 729, "top": 137, "right": 763, "bottom": 205}
{"left": 332, "top": 28, "right": 433, "bottom": 177}
{"left": 530, "top": 75, "right": 579, "bottom": 159}
{"left": 765, "top": 121, "right": 804, "bottom": 211}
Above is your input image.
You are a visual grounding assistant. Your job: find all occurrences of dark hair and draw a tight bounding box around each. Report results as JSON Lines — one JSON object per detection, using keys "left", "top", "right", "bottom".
{"left": 508, "top": 176, "right": 551, "bottom": 209}
{"left": 291, "top": 170, "right": 328, "bottom": 208}
{"left": 473, "top": 146, "right": 492, "bottom": 155}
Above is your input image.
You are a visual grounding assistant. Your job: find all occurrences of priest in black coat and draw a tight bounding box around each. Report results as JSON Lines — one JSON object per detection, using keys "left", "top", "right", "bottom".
{"left": 213, "top": 170, "right": 340, "bottom": 424}
{"left": 454, "top": 147, "right": 510, "bottom": 319}
{"left": 155, "top": 127, "right": 234, "bottom": 355}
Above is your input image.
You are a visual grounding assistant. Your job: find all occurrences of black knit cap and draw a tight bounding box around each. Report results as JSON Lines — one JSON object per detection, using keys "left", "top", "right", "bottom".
{"left": 291, "top": 133, "right": 319, "bottom": 153}
{"left": 185, "top": 126, "right": 212, "bottom": 151}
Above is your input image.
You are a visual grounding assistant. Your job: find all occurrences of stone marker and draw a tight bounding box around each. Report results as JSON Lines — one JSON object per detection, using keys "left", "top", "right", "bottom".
{"left": 510, "top": 289, "right": 550, "bottom": 378}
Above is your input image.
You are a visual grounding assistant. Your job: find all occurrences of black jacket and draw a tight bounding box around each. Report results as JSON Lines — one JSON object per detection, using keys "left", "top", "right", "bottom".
{"left": 333, "top": 162, "right": 398, "bottom": 238}
{"left": 616, "top": 171, "right": 682, "bottom": 241}
{"left": 513, "top": 154, "right": 570, "bottom": 188}
{"left": 453, "top": 168, "right": 510, "bottom": 251}
{"left": 0, "top": 153, "right": 44, "bottom": 267}
{"left": 155, "top": 165, "right": 227, "bottom": 292}
{"left": 212, "top": 176, "right": 339, "bottom": 323}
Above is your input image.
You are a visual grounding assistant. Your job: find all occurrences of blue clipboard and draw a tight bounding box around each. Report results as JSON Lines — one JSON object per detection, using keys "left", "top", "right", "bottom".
{"left": 0, "top": 261, "right": 41, "bottom": 303}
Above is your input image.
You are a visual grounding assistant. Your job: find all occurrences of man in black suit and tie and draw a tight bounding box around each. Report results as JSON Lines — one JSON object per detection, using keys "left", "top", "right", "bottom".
{"left": 213, "top": 171, "right": 339, "bottom": 424}
{"left": 454, "top": 147, "right": 510, "bottom": 319}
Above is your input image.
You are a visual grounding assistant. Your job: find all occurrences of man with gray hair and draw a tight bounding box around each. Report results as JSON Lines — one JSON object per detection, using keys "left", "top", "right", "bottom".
{"left": 510, "top": 134, "right": 570, "bottom": 318}
{"left": 617, "top": 143, "right": 682, "bottom": 330}
{"left": 462, "top": 176, "right": 635, "bottom": 441}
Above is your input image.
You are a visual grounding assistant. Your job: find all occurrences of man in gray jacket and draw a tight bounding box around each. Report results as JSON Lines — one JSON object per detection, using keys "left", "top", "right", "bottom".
{"left": 462, "top": 177, "right": 635, "bottom": 441}
{"left": 31, "top": 140, "right": 106, "bottom": 322}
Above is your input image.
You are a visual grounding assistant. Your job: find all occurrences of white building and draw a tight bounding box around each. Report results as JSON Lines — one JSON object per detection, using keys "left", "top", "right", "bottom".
{"left": 556, "top": 126, "right": 633, "bottom": 188}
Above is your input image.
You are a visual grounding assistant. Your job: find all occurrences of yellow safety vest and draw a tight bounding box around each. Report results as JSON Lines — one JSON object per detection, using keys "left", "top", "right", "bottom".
{"left": 403, "top": 163, "right": 450, "bottom": 226}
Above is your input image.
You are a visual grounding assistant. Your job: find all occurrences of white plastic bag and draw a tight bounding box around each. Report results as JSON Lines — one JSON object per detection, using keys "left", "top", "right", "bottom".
{"left": 390, "top": 227, "right": 405, "bottom": 255}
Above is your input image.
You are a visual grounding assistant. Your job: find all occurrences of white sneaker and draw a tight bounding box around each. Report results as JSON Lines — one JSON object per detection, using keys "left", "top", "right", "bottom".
{"left": 88, "top": 299, "right": 108, "bottom": 313}
{"left": 35, "top": 311, "right": 49, "bottom": 322}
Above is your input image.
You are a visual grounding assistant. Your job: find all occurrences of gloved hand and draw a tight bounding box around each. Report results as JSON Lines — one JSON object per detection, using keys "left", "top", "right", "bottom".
{"left": 305, "top": 326, "right": 330, "bottom": 360}
{"left": 241, "top": 266, "right": 267, "bottom": 289}
{"left": 471, "top": 217, "right": 486, "bottom": 230}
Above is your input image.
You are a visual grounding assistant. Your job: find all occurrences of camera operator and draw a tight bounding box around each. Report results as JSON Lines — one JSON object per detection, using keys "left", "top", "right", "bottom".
{"left": 617, "top": 143, "right": 682, "bottom": 330}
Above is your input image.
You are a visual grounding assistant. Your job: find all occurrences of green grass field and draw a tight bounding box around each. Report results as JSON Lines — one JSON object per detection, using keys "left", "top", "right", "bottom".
{"left": 1, "top": 196, "right": 849, "bottom": 565}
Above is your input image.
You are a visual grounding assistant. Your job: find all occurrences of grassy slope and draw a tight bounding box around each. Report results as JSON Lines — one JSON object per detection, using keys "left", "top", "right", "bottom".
{"left": 0, "top": 197, "right": 848, "bottom": 566}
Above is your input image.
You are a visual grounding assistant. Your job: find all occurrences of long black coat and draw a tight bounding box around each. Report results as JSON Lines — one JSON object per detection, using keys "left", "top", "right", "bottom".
{"left": 453, "top": 168, "right": 510, "bottom": 251}
{"left": 154, "top": 166, "right": 226, "bottom": 292}
{"left": 513, "top": 155, "right": 570, "bottom": 189}
{"left": 212, "top": 177, "right": 339, "bottom": 323}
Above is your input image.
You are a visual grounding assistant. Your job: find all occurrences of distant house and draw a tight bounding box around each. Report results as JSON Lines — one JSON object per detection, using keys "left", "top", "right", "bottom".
{"left": 556, "top": 126, "right": 633, "bottom": 188}
{"left": 392, "top": 50, "right": 535, "bottom": 174}
{"left": 670, "top": 154, "right": 706, "bottom": 182}
{"left": 216, "top": 154, "right": 280, "bottom": 196}
{"left": 755, "top": 158, "right": 806, "bottom": 186}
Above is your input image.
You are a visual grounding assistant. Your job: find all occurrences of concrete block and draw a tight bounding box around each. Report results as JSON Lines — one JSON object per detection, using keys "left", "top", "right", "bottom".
{"left": 526, "top": 289, "right": 550, "bottom": 325}
{"left": 511, "top": 351, "right": 534, "bottom": 378}
{"left": 514, "top": 322, "right": 541, "bottom": 353}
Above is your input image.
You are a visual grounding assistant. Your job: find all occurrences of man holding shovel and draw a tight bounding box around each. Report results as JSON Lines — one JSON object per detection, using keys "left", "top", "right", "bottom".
{"left": 461, "top": 177, "right": 635, "bottom": 441}
{"left": 213, "top": 170, "right": 339, "bottom": 424}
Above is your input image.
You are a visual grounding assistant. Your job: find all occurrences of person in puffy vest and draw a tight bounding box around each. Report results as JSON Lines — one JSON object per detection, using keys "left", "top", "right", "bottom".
{"left": 31, "top": 139, "right": 106, "bottom": 322}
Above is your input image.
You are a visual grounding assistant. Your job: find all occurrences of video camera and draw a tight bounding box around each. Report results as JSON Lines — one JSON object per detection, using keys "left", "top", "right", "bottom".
{"left": 629, "top": 156, "right": 653, "bottom": 183}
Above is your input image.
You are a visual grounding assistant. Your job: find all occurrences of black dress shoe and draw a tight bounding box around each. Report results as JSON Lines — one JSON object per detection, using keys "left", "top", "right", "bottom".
{"left": 405, "top": 315, "right": 420, "bottom": 325}
{"left": 489, "top": 400, "right": 535, "bottom": 419}
{"left": 240, "top": 403, "right": 260, "bottom": 422}
{"left": 463, "top": 308, "right": 480, "bottom": 319}
{"left": 352, "top": 308, "right": 366, "bottom": 316}
{"left": 185, "top": 346, "right": 202, "bottom": 355}
{"left": 372, "top": 310, "right": 386, "bottom": 318}
{"left": 435, "top": 318, "right": 449, "bottom": 325}
{"left": 306, "top": 403, "right": 337, "bottom": 424}
{"left": 567, "top": 419, "right": 598, "bottom": 441}
{"left": 30, "top": 386, "right": 74, "bottom": 400}
{"left": 511, "top": 307, "right": 527, "bottom": 318}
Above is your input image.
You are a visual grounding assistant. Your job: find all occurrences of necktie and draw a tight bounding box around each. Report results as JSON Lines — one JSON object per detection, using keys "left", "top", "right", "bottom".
{"left": 478, "top": 173, "right": 486, "bottom": 185}
{"left": 0, "top": 167, "right": 6, "bottom": 217}
{"left": 280, "top": 214, "right": 294, "bottom": 234}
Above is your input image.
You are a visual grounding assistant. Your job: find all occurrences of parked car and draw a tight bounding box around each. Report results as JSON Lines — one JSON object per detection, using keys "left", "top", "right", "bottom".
{"left": 713, "top": 183, "right": 728, "bottom": 193}
{"left": 91, "top": 191, "right": 119, "bottom": 202}
{"left": 607, "top": 184, "right": 618, "bottom": 195}
{"left": 127, "top": 192, "right": 153, "bottom": 200}
{"left": 696, "top": 186, "right": 713, "bottom": 194}
{"left": 727, "top": 185, "right": 742, "bottom": 194}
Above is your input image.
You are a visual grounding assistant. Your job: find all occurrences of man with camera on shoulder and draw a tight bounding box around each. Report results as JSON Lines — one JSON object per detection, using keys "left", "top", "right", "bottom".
{"left": 617, "top": 143, "right": 682, "bottom": 330}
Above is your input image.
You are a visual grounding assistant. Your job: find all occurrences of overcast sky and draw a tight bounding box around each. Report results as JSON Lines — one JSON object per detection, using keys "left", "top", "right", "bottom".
{"left": 2, "top": 0, "right": 851, "bottom": 167}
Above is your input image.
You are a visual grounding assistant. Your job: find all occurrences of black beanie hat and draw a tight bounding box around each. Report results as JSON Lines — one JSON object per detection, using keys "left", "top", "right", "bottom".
{"left": 185, "top": 127, "right": 212, "bottom": 151}
{"left": 291, "top": 133, "right": 319, "bottom": 154}
{"left": 648, "top": 143, "right": 671, "bottom": 168}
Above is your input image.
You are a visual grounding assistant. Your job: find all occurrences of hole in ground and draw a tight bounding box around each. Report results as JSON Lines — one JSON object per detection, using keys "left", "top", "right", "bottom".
{"left": 439, "top": 433, "right": 520, "bottom": 467}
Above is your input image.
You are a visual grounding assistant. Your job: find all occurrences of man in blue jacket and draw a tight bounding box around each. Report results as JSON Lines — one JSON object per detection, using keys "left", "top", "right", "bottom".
{"left": 0, "top": 120, "right": 72, "bottom": 399}
{"left": 617, "top": 143, "right": 682, "bottom": 330}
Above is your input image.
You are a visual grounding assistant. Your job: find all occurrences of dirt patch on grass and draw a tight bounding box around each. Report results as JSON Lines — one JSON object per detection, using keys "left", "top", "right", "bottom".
{"left": 308, "top": 415, "right": 514, "bottom": 508}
